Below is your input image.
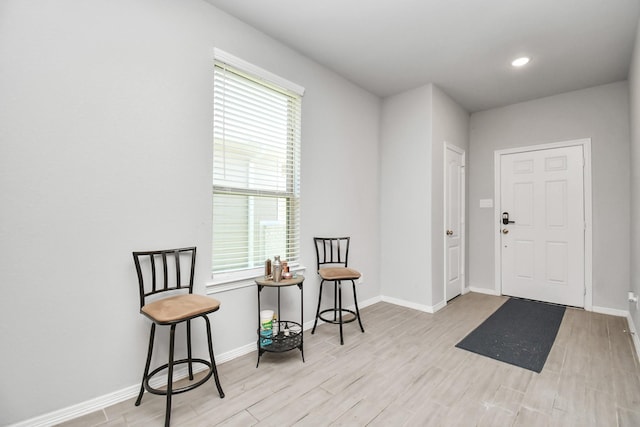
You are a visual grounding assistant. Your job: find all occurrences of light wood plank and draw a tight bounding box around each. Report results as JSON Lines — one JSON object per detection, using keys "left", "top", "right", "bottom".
{"left": 53, "top": 294, "right": 640, "bottom": 427}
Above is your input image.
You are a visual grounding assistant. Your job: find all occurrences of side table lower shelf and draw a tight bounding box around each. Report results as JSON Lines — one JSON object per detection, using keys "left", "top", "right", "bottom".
{"left": 258, "top": 321, "right": 302, "bottom": 353}
{"left": 255, "top": 276, "right": 305, "bottom": 367}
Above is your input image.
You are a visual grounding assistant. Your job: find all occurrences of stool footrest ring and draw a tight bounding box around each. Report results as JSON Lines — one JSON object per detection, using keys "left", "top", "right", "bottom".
{"left": 143, "top": 358, "right": 214, "bottom": 396}
{"left": 318, "top": 308, "right": 357, "bottom": 325}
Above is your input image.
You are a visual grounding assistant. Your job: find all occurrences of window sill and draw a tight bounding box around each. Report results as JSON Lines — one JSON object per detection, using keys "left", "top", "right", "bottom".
{"left": 206, "top": 265, "right": 307, "bottom": 295}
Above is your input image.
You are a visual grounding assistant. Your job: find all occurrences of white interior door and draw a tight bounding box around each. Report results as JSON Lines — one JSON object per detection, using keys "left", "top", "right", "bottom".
{"left": 445, "top": 144, "right": 465, "bottom": 301}
{"left": 500, "top": 145, "right": 585, "bottom": 307}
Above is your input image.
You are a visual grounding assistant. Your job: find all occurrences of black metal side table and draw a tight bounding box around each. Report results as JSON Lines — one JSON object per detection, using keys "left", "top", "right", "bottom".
{"left": 255, "top": 275, "right": 305, "bottom": 367}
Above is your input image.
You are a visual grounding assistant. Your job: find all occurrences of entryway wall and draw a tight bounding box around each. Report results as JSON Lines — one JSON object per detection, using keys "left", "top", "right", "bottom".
{"left": 380, "top": 83, "right": 469, "bottom": 311}
{"left": 468, "top": 81, "right": 631, "bottom": 311}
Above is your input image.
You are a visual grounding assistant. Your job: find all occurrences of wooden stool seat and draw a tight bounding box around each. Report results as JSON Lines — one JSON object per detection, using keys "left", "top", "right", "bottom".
{"left": 142, "top": 294, "right": 221, "bottom": 324}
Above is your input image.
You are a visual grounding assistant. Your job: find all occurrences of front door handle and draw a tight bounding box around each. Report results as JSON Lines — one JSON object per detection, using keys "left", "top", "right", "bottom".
{"left": 502, "top": 212, "right": 515, "bottom": 225}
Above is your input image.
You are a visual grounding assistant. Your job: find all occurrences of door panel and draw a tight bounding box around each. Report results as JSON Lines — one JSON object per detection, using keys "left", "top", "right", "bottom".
{"left": 448, "top": 246, "right": 460, "bottom": 282}
{"left": 500, "top": 145, "right": 584, "bottom": 307}
{"left": 514, "top": 182, "right": 534, "bottom": 226}
{"left": 514, "top": 240, "right": 534, "bottom": 278}
{"left": 445, "top": 145, "right": 465, "bottom": 301}
{"left": 546, "top": 241, "right": 568, "bottom": 283}
{"left": 546, "top": 180, "right": 567, "bottom": 227}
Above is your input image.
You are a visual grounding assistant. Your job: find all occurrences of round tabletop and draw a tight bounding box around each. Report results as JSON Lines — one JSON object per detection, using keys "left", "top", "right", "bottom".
{"left": 255, "top": 275, "right": 304, "bottom": 287}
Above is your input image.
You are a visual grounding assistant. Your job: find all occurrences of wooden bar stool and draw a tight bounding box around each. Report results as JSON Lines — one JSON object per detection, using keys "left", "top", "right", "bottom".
{"left": 132, "top": 247, "right": 224, "bottom": 427}
{"left": 311, "top": 237, "right": 365, "bottom": 344}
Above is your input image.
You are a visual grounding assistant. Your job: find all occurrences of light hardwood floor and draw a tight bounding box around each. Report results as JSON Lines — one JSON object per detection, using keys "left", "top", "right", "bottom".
{"left": 56, "top": 293, "right": 640, "bottom": 426}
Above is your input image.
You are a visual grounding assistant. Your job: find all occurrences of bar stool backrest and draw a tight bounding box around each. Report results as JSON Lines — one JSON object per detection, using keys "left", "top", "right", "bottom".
{"left": 132, "top": 247, "right": 197, "bottom": 310}
{"left": 313, "top": 237, "right": 351, "bottom": 271}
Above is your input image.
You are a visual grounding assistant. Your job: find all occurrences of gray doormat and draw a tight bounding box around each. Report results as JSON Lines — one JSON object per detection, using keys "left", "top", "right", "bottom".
{"left": 455, "top": 298, "right": 566, "bottom": 373}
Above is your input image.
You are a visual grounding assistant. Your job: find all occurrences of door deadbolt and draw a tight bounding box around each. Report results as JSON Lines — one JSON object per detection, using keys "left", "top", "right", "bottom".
{"left": 502, "top": 228, "right": 509, "bottom": 234}
{"left": 502, "top": 212, "right": 515, "bottom": 225}
{"left": 446, "top": 230, "right": 453, "bottom": 236}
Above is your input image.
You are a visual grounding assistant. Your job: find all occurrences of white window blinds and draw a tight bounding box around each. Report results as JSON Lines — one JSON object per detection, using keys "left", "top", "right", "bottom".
{"left": 212, "top": 53, "right": 302, "bottom": 278}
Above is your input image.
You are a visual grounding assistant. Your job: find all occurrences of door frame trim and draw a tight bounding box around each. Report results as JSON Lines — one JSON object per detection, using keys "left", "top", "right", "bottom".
{"left": 444, "top": 142, "right": 466, "bottom": 303}
{"left": 493, "top": 138, "right": 592, "bottom": 310}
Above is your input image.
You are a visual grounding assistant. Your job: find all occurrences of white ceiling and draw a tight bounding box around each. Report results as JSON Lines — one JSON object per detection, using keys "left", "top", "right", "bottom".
{"left": 204, "top": 0, "right": 640, "bottom": 112}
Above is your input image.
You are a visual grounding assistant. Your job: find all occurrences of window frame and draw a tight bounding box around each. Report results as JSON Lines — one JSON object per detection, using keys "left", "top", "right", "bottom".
{"left": 208, "top": 49, "right": 305, "bottom": 292}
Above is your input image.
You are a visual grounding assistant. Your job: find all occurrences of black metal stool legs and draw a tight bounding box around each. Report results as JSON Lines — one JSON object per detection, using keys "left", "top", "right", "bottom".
{"left": 165, "top": 324, "right": 177, "bottom": 427}
{"left": 334, "top": 282, "right": 339, "bottom": 322}
{"left": 338, "top": 281, "right": 344, "bottom": 345}
{"left": 135, "top": 316, "right": 224, "bottom": 427}
{"left": 204, "top": 315, "right": 225, "bottom": 398}
{"left": 351, "top": 280, "right": 365, "bottom": 333}
{"left": 136, "top": 323, "right": 156, "bottom": 406}
{"left": 311, "top": 281, "right": 324, "bottom": 334}
{"left": 186, "top": 320, "right": 193, "bottom": 380}
{"left": 312, "top": 278, "right": 365, "bottom": 345}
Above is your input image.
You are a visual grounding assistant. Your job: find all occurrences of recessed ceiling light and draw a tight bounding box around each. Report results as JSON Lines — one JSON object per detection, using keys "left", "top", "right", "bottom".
{"left": 511, "top": 57, "right": 531, "bottom": 67}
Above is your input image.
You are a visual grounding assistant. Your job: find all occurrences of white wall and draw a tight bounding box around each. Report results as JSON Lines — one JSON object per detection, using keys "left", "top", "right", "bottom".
{"left": 430, "top": 85, "right": 470, "bottom": 305}
{"left": 379, "top": 84, "right": 469, "bottom": 309}
{"left": 379, "top": 85, "right": 432, "bottom": 306}
{"left": 628, "top": 19, "right": 640, "bottom": 336}
{"left": 0, "top": 0, "right": 381, "bottom": 424}
{"left": 468, "top": 81, "right": 630, "bottom": 310}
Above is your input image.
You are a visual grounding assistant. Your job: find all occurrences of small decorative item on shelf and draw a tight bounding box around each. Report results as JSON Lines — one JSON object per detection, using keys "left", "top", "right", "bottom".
{"left": 273, "top": 255, "right": 282, "bottom": 282}
{"left": 260, "top": 310, "right": 274, "bottom": 330}
{"left": 272, "top": 313, "right": 278, "bottom": 335}
{"left": 282, "top": 271, "right": 293, "bottom": 279}
{"left": 259, "top": 329, "right": 272, "bottom": 347}
{"left": 259, "top": 309, "right": 274, "bottom": 348}
{"left": 264, "top": 259, "right": 272, "bottom": 279}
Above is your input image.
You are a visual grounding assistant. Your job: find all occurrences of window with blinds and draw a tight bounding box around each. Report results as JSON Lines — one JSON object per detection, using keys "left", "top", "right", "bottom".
{"left": 212, "top": 53, "right": 302, "bottom": 280}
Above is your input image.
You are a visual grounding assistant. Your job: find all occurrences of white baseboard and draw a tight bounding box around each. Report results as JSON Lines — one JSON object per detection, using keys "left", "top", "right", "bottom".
{"left": 469, "top": 286, "right": 501, "bottom": 296}
{"left": 380, "top": 295, "right": 445, "bottom": 313}
{"left": 9, "top": 383, "right": 141, "bottom": 427}
{"left": 216, "top": 341, "right": 256, "bottom": 364}
{"left": 431, "top": 299, "right": 447, "bottom": 313}
{"left": 10, "top": 341, "right": 257, "bottom": 427}
{"left": 357, "top": 295, "right": 384, "bottom": 310}
{"left": 591, "top": 305, "right": 629, "bottom": 317}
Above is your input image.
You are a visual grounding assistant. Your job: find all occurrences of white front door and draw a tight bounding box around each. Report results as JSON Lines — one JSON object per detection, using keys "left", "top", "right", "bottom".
{"left": 445, "top": 144, "right": 465, "bottom": 301}
{"left": 500, "top": 145, "right": 585, "bottom": 307}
